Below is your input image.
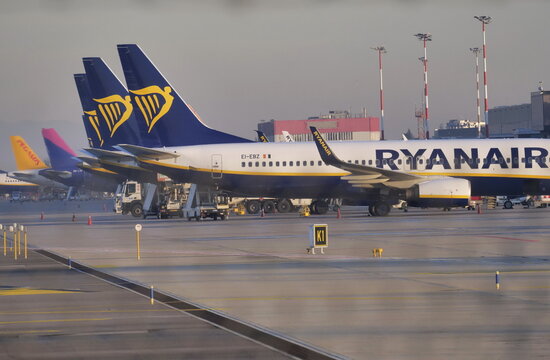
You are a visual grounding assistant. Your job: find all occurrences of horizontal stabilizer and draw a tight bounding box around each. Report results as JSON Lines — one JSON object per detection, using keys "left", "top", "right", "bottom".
{"left": 41, "top": 169, "right": 73, "bottom": 179}
{"left": 83, "top": 148, "right": 135, "bottom": 161}
{"left": 76, "top": 156, "right": 102, "bottom": 167}
{"left": 116, "top": 144, "right": 179, "bottom": 160}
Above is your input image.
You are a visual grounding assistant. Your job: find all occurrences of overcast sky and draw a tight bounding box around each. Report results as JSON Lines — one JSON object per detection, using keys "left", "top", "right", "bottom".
{"left": 0, "top": 0, "right": 548, "bottom": 170}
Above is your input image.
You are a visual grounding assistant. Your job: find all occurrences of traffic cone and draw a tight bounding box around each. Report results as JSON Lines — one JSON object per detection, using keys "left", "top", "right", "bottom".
{"left": 477, "top": 204, "right": 481, "bottom": 214}
{"left": 87, "top": 215, "right": 92, "bottom": 225}
{"left": 40, "top": 212, "right": 44, "bottom": 221}
{"left": 72, "top": 213, "right": 76, "bottom": 222}
{"left": 336, "top": 207, "right": 342, "bottom": 219}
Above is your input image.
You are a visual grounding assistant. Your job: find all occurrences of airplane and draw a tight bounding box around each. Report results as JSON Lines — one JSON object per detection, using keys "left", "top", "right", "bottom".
{"left": 281, "top": 131, "right": 295, "bottom": 142}
{"left": 7, "top": 136, "right": 68, "bottom": 190}
{"left": 255, "top": 130, "right": 269, "bottom": 143}
{"left": 109, "top": 44, "right": 550, "bottom": 216}
{"left": 0, "top": 170, "right": 39, "bottom": 194}
{"left": 40, "top": 128, "right": 122, "bottom": 192}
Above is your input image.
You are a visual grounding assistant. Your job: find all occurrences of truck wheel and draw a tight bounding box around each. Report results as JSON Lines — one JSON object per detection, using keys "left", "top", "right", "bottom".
{"left": 263, "top": 200, "right": 276, "bottom": 213}
{"left": 503, "top": 200, "right": 513, "bottom": 209}
{"left": 276, "top": 199, "right": 292, "bottom": 213}
{"left": 315, "top": 200, "right": 329, "bottom": 215}
{"left": 131, "top": 203, "right": 143, "bottom": 218}
{"left": 246, "top": 200, "right": 261, "bottom": 214}
{"left": 310, "top": 201, "right": 318, "bottom": 215}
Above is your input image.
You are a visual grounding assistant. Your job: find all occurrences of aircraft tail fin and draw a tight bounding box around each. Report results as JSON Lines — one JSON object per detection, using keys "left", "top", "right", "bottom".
{"left": 74, "top": 73, "right": 103, "bottom": 148}
{"left": 41, "top": 128, "right": 79, "bottom": 170}
{"left": 117, "top": 44, "right": 252, "bottom": 146}
{"left": 82, "top": 57, "right": 148, "bottom": 149}
{"left": 9, "top": 136, "right": 48, "bottom": 170}
{"left": 255, "top": 130, "right": 269, "bottom": 143}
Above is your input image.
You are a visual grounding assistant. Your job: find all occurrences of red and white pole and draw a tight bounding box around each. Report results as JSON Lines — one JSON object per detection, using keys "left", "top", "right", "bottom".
{"left": 423, "top": 39, "right": 430, "bottom": 140}
{"left": 474, "top": 49, "right": 481, "bottom": 137}
{"left": 482, "top": 22, "right": 489, "bottom": 138}
{"left": 372, "top": 46, "right": 387, "bottom": 140}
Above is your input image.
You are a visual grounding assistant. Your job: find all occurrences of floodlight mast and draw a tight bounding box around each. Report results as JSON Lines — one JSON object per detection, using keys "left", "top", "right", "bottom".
{"left": 474, "top": 16, "right": 492, "bottom": 138}
{"left": 371, "top": 46, "right": 387, "bottom": 140}
{"left": 414, "top": 33, "right": 432, "bottom": 139}
{"left": 470, "top": 47, "right": 482, "bottom": 138}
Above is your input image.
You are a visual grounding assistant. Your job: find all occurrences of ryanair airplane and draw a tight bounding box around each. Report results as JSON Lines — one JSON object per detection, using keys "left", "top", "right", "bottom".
{"left": 96, "top": 44, "right": 550, "bottom": 216}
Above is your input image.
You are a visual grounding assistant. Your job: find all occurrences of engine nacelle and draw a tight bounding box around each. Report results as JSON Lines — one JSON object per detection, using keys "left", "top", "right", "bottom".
{"left": 406, "top": 177, "right": 471, "bottom": 208}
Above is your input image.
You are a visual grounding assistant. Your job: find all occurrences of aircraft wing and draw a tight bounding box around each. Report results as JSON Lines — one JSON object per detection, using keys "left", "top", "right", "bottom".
{"left": 309, "top": 127, "right": 425, "bottom": 189}
{"left": 115, "top": 144, "right": 180, "bottom": 160}
{"left": 76, "top": 156, "right": 102, "bottom": 168}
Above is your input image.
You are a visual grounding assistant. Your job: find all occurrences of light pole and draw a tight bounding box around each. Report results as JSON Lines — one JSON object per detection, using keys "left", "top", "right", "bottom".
{"left": 470, "top": 47, "right": 482, "bottom": 137}
{"left": 371, "top": 46, "right": 387, "bottom": 140}
{"left": 474, "top": 16, "right": 492, "bottom": 138}
{"left": 414, "top": 33, "right": 432, "bottom": 139}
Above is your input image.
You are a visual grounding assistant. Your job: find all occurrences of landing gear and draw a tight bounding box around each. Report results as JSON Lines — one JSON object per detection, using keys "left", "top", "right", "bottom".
{"left": 246, "top": 200, "right": 261, "bottom": 214}
{"left": 368, "top": 201, "right": 391, "bottom": 217}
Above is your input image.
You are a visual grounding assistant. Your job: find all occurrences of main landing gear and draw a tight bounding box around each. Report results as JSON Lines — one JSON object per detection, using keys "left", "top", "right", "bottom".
{"left": 368, "top": 201, "right": 391, "bottom": 217}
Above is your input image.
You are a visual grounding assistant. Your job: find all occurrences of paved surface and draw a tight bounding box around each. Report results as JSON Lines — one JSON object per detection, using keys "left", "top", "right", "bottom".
{"left": 0, "top": 246, "right": 290, "bottom": 359}
{"left": 2, "top": 199, "right": 550, "bottom": 359}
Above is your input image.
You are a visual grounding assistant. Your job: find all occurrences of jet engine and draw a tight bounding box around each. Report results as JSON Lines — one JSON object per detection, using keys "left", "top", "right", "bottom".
{"left": 406, "top": 177, "right": 471, "bottom": 208}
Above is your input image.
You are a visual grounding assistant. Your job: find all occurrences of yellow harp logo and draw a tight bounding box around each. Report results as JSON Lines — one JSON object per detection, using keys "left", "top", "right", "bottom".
{"left": 84, "top": 110, "right": 103, "bottom": 147}
{"left": 130, "top": 86, "right": 174, "bottom": 133}
{"left": 93, "top": 95, "right": 134, "bottom": 138}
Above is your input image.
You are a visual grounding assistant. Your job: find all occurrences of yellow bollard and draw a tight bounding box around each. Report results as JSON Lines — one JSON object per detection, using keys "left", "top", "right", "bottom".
{"left": 135, "top": 224, "right": 142, "bottom": 260}
{"left": 24, "top": 230, "right": 27, "bottom": 259}
{"left": 1, "top": 225, "right": 5, "bottom": 256}
{"left": 13, "top": 229, "right": 17, "bottom": 261}
{"left": 150, "top": 286, "right": 154, "bottom": 305}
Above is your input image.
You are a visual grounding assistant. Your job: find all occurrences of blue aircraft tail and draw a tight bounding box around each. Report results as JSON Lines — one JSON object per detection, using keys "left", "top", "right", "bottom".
{"left": 74, "top": 73, "right": 103, "bottom": 148}
{"left": 117, "top": 44, "right": 252, "bottom": 147}
{"left": 82, "top": 57, "right": 152, "bottom": 149}
{"left": 41, "top": 128, "right": 79, "bottom": 170}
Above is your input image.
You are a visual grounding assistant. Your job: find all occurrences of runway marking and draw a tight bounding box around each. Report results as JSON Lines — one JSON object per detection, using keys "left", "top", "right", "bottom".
{"left": 0, "top": 318, "right": 112, "bottom": 325}
{"left": 208, "top": 296, "right": 418, "bottom": 301}
{"left": 415, "top": 269, "right": 550, "bottom": 275}
{"left": 0, "top": 287, "right": 82, "bottom": 296}
{"left": 483, "top": 235, "right": 540, "bottom": 243}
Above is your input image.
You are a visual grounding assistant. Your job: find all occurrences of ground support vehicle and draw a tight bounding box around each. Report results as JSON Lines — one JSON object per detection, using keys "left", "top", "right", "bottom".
{"left": 183, "top": 184, "right": 229, "bottom": 221}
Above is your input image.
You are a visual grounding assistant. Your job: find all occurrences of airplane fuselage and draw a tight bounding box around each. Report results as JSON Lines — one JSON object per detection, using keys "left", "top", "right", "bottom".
{"left": 136, "top": 138, "right": 550, "bottom": 199}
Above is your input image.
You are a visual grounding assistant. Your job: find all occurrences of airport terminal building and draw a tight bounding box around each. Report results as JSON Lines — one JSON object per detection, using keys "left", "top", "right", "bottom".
{"left": 257, "top": 111, "right": 380, "bottom": 142}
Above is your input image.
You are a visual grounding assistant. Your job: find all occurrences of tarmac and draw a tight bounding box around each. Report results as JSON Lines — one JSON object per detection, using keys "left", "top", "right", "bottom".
{"left": 2, "top": 199, "right": 550, "bottom": 359}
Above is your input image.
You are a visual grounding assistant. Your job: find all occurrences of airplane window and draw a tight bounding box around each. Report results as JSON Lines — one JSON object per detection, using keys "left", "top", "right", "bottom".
{"left": 241, "top": 162, "right": 245, "bottom": 167}
{"left": 406, "top": 158, "right": 411, "bottom": 165}
{"left": 276, "top": 161, "right": 280, "bottom": 166}
{"left": 376, "top": 159, "right": 380, "bottom": 166}
{"left": 296, "top": 161, "right": 300, "bottom": 167}
{"left": 369, "top": 160, "right": 373, "bottom": 165}
{"left": 543, "top": 158, "right": 547, "bottom": 163}
{"left": 255, "top": 161, "right": 259, "bottom": 167}
{"left": 248, "top": 162, "right": 252, "bottom": 167}
{"left": 528, "top": 157, "right": 533, "bottom": 163}
{"left": 382, "top": 159, "right": 388, "bottom": 165}
{"left": 303, "top": 161, "right": 307, "bottom": 166}
{"left": 269, "top": 161, "right": 273, "bottom": 167}
{"left": 419, "top": 159, "right": 424, "bottom": 164}
{"left": 262, "top": 161, "right": 266, "bottom": 167}
{"left": 398, "top": 159, "right": 402, "bottom": 165}
{"left": 282, "top": 161, "right": 287, "bottom": 166}
{"left": 347, "top": 160, "right": 352, "bottom": 163}
{"left": 426, "top": 159, "right": 431, "bottom": 165}
{"left": 355, "top": 160, "right": 359, "bottom": 165}
{"left": 289, "top": 161, "right": 293, "bottom": 166}
{"left": 506, "top": 158, "right": 511, "bottom": 163}
{"left": 476, "top": 159, "right": 481, "bottom": 164}
{"left": 362, "top": 160, "right": 366, "bottom": 165}
{"left": 310, "top": 161, "right": 314, "bottom": 166}
{"left": 521, "top": 158, "right": 525, "bottom": 163}
{"left": 318, "top": 161, "right": 322, "bottom": 166}
{"left": 513, "top": 158, "right": 518, "bottom": 163}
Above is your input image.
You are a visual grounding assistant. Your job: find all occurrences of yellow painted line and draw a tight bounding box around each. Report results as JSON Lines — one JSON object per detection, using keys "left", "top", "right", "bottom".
{"left": 0, "top": 318, "right": 111, "bottom": 325}
{"left": 414, "top": 269, "right": 550, "bottom": 275}
{"left": 0, "top": 309, "right": 172, "bottom": 316}
{"left": 0, "top": 330, "right": 59, "bottom": 335}
{"left": 411, "top": 171, "right": 550, "bottom": 180}
{"left": 0, "top": 288, "right": 81, "bottom": 296}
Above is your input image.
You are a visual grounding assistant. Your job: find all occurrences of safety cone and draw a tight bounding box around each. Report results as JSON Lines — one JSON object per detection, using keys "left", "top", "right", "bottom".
{"left": 87, "top": 216, "right": 92, "bottom": 225}
{"left": 40, "top": 212, "right": 44, "bottom": 221}
{"left": 336, "top": 207, "right": 342, "bottom": 219}
{"left": 477, "top": 204, "right": 481, "bottom": 214}
{"left": 72, "top": 213, "right": 76, "bottom": 222}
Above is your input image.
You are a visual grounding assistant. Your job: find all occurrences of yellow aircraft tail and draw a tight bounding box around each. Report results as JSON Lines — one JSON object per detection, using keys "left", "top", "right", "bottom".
{"left": 10, "top": 136, "right": 48, "bottom": 170}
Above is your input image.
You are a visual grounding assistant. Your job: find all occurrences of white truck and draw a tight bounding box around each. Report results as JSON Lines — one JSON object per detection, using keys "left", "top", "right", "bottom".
{"left": 183, "top": 184, "right": 230, "bottom": 221}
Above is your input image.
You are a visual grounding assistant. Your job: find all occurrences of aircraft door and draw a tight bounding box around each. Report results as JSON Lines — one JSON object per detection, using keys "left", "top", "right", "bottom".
{"left": 211, "top": 154, "right": 222, "bottom": 179}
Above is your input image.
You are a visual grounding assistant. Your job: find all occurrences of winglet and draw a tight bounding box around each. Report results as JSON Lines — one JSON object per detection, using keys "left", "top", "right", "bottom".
{"left": 309, "top": 127, "right": 341, "bottom": 166}
{"left": 255, "top": 130, "right": 269, "bottom": 143}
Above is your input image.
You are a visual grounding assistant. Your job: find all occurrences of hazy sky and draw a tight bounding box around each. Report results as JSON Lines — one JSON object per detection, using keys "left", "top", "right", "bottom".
{"left": 0, "top": 0, "right": 548, "bottom": 170}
